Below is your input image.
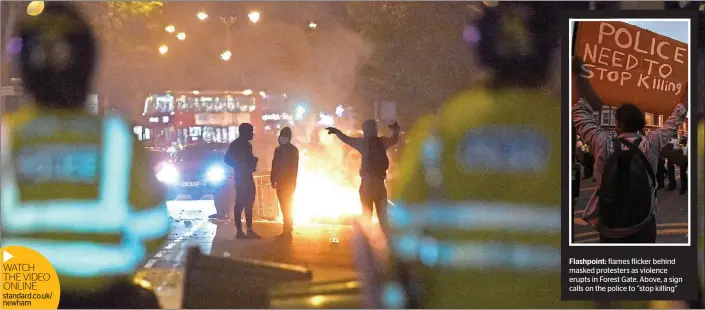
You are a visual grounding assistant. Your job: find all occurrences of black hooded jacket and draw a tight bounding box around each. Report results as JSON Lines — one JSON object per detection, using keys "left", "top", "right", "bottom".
{"left": 271, "top": 143, "right": 299, "bottom": 187}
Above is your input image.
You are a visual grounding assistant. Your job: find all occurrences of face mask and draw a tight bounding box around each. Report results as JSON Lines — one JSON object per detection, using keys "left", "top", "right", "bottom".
{"left": 279, "top": 137, "right": 291, "bottom": 145}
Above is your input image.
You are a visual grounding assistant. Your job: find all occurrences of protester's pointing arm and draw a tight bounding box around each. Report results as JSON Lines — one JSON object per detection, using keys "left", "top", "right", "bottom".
{"left": 333, "top": 130, "right": 363, "bottom": 151}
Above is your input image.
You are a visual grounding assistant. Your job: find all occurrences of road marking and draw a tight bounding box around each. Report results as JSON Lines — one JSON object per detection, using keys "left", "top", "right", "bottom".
{"left": 574, "top": 227, "right": 688, "bottom": 243}
{"left": 576, "top": 228, "right": 689, "bottom": 243}
{"left": 574, "top": 218, "right": 589, "bottom": 226}
{"left": 143, "top": 222, "right": 203, "bottom": 269}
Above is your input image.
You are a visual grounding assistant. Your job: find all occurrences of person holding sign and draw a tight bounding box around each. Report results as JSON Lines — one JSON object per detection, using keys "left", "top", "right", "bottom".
{"left": 572, "top": 56, "right": 688, "bottom": 243}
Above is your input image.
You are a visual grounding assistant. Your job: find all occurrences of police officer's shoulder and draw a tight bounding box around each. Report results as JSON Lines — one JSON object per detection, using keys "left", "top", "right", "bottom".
{"left": 391, "top": 114, "right": 437, "bottom": 202}
{"left": 4, "top": 104, "right": 39, "bottom": 128}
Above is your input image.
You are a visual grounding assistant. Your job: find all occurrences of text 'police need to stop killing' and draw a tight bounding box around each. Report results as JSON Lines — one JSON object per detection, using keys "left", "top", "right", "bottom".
{"left": 577, "top": 22, "right": 686, "bottom": 95}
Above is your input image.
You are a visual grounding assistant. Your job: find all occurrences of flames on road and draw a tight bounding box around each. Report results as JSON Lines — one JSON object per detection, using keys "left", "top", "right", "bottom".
{"left": 289, "top": 129, "right": 369, "bottom": 224}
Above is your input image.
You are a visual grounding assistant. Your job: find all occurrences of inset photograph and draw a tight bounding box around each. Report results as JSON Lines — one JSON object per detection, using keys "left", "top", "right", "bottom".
{"left": 569, "top": 19, "right": 691, "bottom": 245}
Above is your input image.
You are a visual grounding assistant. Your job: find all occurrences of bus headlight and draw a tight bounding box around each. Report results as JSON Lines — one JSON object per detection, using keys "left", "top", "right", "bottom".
{"left": 206, "top": 164, "right": 226, "bottom": 183}
{"left": 156, "top": 163, "right": 179, "bottom": 184}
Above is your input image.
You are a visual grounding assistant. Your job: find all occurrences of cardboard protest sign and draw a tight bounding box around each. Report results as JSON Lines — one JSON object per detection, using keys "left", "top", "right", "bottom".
{"left": 574, "top": 21, "right": 688, "bottom": 116}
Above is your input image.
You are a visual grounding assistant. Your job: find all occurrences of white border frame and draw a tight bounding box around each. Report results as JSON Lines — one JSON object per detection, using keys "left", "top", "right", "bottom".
{"left": 568, "top": 18, "right": 691, "bottom": 247}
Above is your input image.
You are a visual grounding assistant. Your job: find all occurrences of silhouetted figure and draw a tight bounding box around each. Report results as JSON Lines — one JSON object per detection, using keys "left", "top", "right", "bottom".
{"left": 665, "top": 135, "right": 679, "bottom": 192}
{"left": 327, "top": 120, "right": 400, "bottom": 230}
{"left": 225, "top": 123, "right": 261, "bottom": 239}
{"left": 271, "top": 127, "right": 299, "bottom": 240}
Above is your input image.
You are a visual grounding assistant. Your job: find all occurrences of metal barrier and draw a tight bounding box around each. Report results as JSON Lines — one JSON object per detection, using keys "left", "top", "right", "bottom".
{"left": 253, "top": 173, "right": 281, "bottom": 221}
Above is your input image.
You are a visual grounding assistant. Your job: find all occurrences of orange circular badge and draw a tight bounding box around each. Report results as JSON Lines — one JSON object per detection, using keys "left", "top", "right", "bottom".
{"left": 0, "top": 246, "right": 60, "bottom": 309}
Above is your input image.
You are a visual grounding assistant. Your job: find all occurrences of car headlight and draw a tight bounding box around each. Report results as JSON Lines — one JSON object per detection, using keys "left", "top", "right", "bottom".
{"left": 156, "top": 163, "right": 179, "bottom": 184}
{"left": 206, "top": 164, "right": 226, "bottom": 183}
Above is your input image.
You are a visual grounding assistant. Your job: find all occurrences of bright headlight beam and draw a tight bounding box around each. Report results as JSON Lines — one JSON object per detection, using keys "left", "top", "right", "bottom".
{"left": 206, "top": 165, "right": 226, "bottom": 183}
{"left": 156, "top": 163, "right": 179, "bottom": 184}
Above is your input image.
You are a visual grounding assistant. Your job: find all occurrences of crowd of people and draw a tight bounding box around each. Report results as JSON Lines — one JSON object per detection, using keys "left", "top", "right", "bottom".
{"left": 576, "top": 133, "right": 688, "bottom": 194}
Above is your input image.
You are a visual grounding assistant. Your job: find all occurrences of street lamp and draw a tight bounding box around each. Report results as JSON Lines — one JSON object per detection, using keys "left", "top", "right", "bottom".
{"left": 165, "top": 25, "right": 176, "bottom": 33}
{"left": 197, "top": 12, "right": 209, "bottom": 21}
{"left": 243, "top": 89, "right": 253, "bottom": 96}
{"left": 308, "top": 22, "right": 317, "bottom": 29}
{"left": 158, "top": 45, "right": 168, "bottom": 55}
{"left": 220, "top": 50, "right": 232, "bottom": 61}
{"left": 27, "top": 1, "right": 44, "bottom": 16}
{"left": 248, "top": 11, "right": 261, "bottom": 23}
{"left": 177, "top": 32, "right": 186, "bottom": 41}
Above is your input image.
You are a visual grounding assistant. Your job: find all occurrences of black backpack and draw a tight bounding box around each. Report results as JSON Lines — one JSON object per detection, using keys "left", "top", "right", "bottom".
{"left": 364, "top": 137, "right": 389, "bottom": 178}
{"left": 598, "top": 138, "right": 656, "bottom": 229}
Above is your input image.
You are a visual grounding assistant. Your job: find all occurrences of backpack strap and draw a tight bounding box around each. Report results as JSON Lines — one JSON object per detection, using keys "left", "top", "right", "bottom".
{"left": 619, "top": 138, "right": 656, "bottom": 188}
{"left": 611, "top": 137, "right": 622, "bottom": 156}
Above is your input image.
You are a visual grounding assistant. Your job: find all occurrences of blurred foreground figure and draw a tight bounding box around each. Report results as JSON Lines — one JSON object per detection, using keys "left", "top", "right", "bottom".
{"left": 326, "top": 120, "right": 400, "bottom": 230}
{"left": 271, "top": 127, "right": 299, "bottom": 240}
{"left": 0, "top": 2, "right": 168, "bottom": 308}
{"left": 375, "top": 3, "right": 595, "bottom": 308}
{"left": 225, "top": 123, "right": 261, "bottom": 239}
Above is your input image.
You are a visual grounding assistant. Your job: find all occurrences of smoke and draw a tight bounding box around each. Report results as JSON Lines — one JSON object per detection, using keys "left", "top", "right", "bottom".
{"left": 225, "top": 4, "right": 372, "bottom": 112}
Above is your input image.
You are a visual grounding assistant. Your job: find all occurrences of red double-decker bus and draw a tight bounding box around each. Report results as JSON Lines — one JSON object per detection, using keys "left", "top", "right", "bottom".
{"left": 134, "top": 90, "right": 264, "bottom": 150}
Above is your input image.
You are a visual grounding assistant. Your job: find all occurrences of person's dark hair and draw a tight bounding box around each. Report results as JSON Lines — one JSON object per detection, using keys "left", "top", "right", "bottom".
{"left": 476, "top": 2, "right": 559, "bottom": 88}
{"left": 615, "top": 104, "right": 646, "bottom": 133}
{"left": 279, "top": 127, "right": 292, "bottom": 138}
{"left": 15, "top": 2, "right": 97, "bottom": 109}
{"left": 239, "top": 123, "right": 254, "bottom": 135}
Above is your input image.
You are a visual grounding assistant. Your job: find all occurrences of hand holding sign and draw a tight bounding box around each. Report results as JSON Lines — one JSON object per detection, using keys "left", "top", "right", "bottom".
{"left": 572, "top": 56, "right": 603, "bottom": 111}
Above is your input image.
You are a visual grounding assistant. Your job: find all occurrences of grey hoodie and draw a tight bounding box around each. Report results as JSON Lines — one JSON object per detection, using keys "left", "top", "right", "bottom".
{"left": 572, "top": 97, "right": 687, "bottom": 238}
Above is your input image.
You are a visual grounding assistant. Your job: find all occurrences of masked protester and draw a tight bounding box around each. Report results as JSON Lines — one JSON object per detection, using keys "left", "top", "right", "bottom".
{"left": 1, "top": 3, "right": 167, "bottom": 308}
{"left": 271, "top": 127, "right": 299, "bottom": 240}
{"left": 326, "top": 120, "right": 400, "bottom": 231}
{"left": 225, "top": 123, "right": 261, "bottom": 239}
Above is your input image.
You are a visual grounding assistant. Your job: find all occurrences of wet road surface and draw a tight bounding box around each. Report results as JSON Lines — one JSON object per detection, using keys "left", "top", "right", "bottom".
{"left": 136, "top": 200, "right": 358, "bottom": 309}
{"left": 572, "top": 167, "right": 690, "bottom": 244}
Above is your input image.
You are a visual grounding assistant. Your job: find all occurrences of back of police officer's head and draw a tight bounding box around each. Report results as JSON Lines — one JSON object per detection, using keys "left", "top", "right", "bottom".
{"left": 239, "top": 123, "right": 254, "bottom": 140}
{"left": 15, "top": 2, "right": 97, "bottom": 109}
{"left": 476, "top": 2, "right": 558, "bottom": 88}
{"left": 615, "top": 104, "right": 645, "bottom": 135}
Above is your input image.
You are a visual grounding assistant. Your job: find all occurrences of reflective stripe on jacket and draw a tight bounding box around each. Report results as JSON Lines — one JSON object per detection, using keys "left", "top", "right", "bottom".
{"left": 1, "top": 106, "right": 169, "bottom": 291}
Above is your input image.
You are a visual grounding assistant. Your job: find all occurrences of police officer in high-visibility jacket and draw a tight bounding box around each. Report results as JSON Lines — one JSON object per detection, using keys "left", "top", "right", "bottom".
{"left": 1, "top": 2, "right": 169, "bottom": 308}
{"left": 376, "top": 3, "right": 596, "bottom": 308}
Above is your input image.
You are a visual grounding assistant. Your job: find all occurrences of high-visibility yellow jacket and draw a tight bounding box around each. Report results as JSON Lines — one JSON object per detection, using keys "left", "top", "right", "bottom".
{"left": 699, "top": 121, "right": 704, "bottom": 290}
{"left": 1, "top": 105, "right": 169, "bottom": 292}
{"left": 385, "top": 88, "right": 638, "bottom": 308}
